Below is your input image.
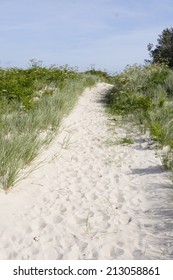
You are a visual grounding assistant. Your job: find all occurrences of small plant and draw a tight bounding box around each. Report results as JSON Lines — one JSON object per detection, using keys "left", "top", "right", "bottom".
{"left": 59, "top": 134, "right": 72, "bottom": 150}
{"left": 83, "top": 213, "right": 90, "bottom": 234}
{"left": 162, "top": 149, "right": 173, "bottom": 171}
{"left": 119, "top": 137, "right": 134, "bottom": 145}
{"left": 105, "top": 136, "right": 134, "bottom": 146}
{"left": 149, "top": 122, "right": 164, "bottom": 143}
{"left": 104, "top": 139, "right": 118, "bottom": 146}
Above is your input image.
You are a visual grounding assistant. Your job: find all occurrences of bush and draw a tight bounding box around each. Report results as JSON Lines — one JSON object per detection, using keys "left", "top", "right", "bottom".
{"left": 85, "top": 69, "right": 113, "bottom": 83}
{"left": 105, "top": 63, "right": 173, "bottom": 173}
{"left": 0, "top": 64, "right": 99, "bottom": 190}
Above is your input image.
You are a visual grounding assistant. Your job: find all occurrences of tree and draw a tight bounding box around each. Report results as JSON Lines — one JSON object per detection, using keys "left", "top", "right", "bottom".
{"left": 147, "top": 27, "right": 173, "bottom": 68}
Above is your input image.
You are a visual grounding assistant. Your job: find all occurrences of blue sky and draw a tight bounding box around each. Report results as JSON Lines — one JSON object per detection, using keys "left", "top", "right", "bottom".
{"left": 0, "top": 0, "right": 173, "bottom": 72}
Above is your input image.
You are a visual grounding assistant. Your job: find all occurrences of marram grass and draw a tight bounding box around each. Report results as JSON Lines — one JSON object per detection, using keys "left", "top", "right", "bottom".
{"left": 105, "top": 63, "right": 173, "bottom": 175}
{"left": 0, "top": 72, "right": 99, "bottom": 190}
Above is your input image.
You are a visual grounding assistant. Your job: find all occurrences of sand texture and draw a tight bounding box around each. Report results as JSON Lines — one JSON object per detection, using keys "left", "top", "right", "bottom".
{"left": 0, "top": 82, "right": 173, "bottom": 260}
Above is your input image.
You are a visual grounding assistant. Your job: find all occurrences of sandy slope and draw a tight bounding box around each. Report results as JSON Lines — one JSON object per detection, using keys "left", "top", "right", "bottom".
{"left": 0, "top": 82, "right": 173, "bottom": 260}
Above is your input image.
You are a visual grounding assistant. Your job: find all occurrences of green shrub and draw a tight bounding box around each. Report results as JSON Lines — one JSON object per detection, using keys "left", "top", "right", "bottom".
{"left": 85, "top": 69, "right": 113, "bottom": 83}
{"left": 164, "top": 71, "right": 173, "bottom": 96}
{"left": 105, "top": 63, "right": 173, "bottom": 174}
{"left": 0, "top": 65, "right": 99, "bottom": 190}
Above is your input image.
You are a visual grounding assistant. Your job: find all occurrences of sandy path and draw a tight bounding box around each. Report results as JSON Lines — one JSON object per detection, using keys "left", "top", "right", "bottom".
{"left": 0, "top": 82, "right": 173, "bottom": 260}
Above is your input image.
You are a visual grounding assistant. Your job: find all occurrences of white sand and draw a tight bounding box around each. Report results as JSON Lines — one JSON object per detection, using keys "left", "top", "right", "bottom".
{"left": 0, "top": 82, "right": 173, "bottom": 260}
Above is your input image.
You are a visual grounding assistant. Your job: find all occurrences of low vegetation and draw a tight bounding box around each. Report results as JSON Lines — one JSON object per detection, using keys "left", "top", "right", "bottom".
{"left": 105, "top": 62, "right": 173, "bottom": 172}
{"left": 2, "top": 26, "right": 173, "bottom": 189}
{"left": 0, "top": 62, "right": 99, "bottom": 190}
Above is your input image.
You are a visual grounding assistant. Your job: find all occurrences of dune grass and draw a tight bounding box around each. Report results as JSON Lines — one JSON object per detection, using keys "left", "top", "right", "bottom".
{"left": 0, "top": 66, "right": 99, "bottom": 190}
{"left": 105, "top": 63, "right": 173, "bottom": 173}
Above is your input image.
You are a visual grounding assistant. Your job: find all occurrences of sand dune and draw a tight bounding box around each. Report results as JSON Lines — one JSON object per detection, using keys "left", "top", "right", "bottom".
{"left": 0, "top": 82, "right": 173, "bottom": 260}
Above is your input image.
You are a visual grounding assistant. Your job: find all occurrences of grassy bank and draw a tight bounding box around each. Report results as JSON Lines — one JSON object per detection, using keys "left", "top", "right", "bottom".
{"left": 0, "top": 65, "right": 99, "bottom": 190}
{"left": 105, "top": 63, "right": 173, "bottom": 173}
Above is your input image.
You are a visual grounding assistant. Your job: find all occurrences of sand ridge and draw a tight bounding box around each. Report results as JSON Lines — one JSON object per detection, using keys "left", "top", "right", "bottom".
{"left": 0, "top": 82, "right": 173, "bottom": 260}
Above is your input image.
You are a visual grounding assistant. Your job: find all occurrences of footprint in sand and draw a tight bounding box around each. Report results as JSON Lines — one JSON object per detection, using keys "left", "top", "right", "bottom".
{"left": 111, "top": 247, "right": 124, "bottom": 258}
{"left": 53, "top": 215, "right": 63, "bottom": 224}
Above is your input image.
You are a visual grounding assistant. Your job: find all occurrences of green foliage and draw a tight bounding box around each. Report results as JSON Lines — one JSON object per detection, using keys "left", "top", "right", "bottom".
{"left": 149, "top": 122, "right": 164, "bottom": 143}
{"left": 106, "top": 88, "right": 153, "bottom": 116}
{"left": 164, "top": 71, "right": 173, "bottom": 96}
{"left": 0, "top": 64, "right": 79, "bottom": 111}
{"left": 147, "top": 27, "right": 173, "bottom": 68}
{"left": 106, "top": 63, "right": 173, "bottom": 173}
{"left": 0, "top": 68, "right": 34, "bottom": 109}
{"left": 119, "top": 137, "right": 134, "bottom": 145}
{"left": 0, "top": 64, "right": 98, "bottom": 190}
{"left": 85, "top": 69, "right": 113, "bottom": 83}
